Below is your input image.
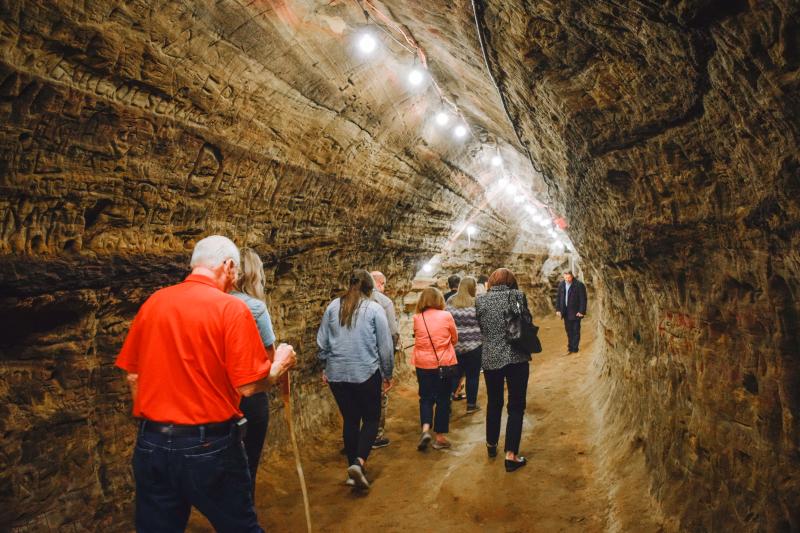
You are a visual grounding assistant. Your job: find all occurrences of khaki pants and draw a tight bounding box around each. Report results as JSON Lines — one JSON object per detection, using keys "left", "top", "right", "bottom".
{"left": 376, "top": 391, "right": 389, "bottom": 439}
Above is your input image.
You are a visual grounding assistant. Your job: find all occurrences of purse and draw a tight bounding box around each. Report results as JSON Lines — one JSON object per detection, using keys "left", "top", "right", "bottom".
{"left": 421, "top": 310, "right": 460, "bottom": 380}
{"left": 504, "top": 290, "right": 542, "bottom": 354}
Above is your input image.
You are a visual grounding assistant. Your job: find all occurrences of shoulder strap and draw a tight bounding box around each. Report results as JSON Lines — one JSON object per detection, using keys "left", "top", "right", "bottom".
{"left": 420, "top": 310, "right": 443, "bottom": 368}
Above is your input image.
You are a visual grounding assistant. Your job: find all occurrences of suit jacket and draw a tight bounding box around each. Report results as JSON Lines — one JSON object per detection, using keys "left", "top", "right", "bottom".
{"left": 556, "top": 279, "right": 587, "bottom": 320}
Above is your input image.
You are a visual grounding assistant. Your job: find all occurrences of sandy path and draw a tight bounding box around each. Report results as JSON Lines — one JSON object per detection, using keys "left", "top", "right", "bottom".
{"left": 189, "top": 317, "right": 611, "bottom": 532}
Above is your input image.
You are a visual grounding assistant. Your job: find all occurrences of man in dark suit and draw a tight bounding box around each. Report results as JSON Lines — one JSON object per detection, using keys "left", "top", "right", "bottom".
{"left": 555, "top": 271, "right": 587, "bottom": 354}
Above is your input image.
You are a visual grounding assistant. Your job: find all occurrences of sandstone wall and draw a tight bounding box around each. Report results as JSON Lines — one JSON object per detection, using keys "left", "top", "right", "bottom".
{"left": 477, "top": 1, "right": 800, "bottom": 530}
{"left": 0, "top": 1, "right": 533, "bottom": 529}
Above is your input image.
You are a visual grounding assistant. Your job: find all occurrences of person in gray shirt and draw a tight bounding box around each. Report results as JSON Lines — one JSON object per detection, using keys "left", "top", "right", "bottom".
{"left": 317, "top": 269, "right": 394, "bottom": 490}
{"left": 370, "top": 270, "right": 398, "bottom": 449}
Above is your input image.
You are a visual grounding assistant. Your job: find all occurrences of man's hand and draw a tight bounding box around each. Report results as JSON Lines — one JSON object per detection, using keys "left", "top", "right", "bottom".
{"left": 556, "top": 311, "right": 562, "bottom": 318}
{"left": 268, "top": 343, "right": 296, "bottom": 383}
{"left": 322, "top": 371, "right": 328, "bottom": 384}
{"left": 576, "top": 312, "right": 585, "bottom": 318}
{"left": 383, "top": 378, "right": 393, "bottom": 393}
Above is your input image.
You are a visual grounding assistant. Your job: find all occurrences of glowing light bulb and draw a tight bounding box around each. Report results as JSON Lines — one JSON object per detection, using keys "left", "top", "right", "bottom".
{"left": 513, "top": 195, "right": 524, "bottom": 204}
{"left": 506, "top": 183, "right": 517, "bottom": 195}
{"left": 497, "top": 177, "right": 509, "bottom": 188}
{"left": 422, "top": 263, "right": 433, "bottom": 273}
{"left": 408, "top": 68, "right": 424, "bottom": 86}
{"left": 358, "top": 34, "right": 377, "bottom": 54}
{"left": 491, "top": 155, "right": 502, "bottom": 166}
{"left": 524, "top": 204, "right": 536, "bottom": 215}
{"left": 467, "top": 225, "right": 477, "bottom": 236}
{"left": 435, "top": 112, "right": 450, "bottom": 126}
{"left": 537, "top": 218, "right": 550, "bottom": 227}
{"left": 453, "top": 125, "right": 468, "bottom": 138}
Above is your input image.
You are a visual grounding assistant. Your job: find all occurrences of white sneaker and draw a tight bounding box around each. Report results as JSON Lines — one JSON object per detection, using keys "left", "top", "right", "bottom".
{"left": 345, "top": 476, "right": 356, "bottom": 487}
{"left": 347, "top": 464, "right": 370, "bottom": 490}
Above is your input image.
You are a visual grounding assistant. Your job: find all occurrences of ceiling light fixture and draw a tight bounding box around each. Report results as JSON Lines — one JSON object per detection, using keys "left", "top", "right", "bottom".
{"left": 491, "top": 155, "right": 502, "bottom": 166}
{"left": 408, "top": 68, "right": 424, "bottom": 86}
{"left": 435, "top": 111, "right": 450, "bottom": 126}
{"left": 358, "top": 33, "right": 377, "bottom": 54}
{"left": 453, "top": 124, "right": 468, "bottom": 138}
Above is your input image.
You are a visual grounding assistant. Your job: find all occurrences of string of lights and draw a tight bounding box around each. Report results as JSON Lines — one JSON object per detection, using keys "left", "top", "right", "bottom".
{"left": 350, "top": 0, "right": 571, "bottom": 275}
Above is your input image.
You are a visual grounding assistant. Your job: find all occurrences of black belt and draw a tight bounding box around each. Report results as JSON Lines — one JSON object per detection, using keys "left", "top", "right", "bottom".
{"left": 140, "top": 418, "right": 245, "bottom": 439}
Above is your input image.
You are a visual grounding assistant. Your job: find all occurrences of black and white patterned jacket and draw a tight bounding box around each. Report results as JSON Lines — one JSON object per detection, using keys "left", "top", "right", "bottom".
{"left": 475, "top": 285, "right": 533, "bottom": 371}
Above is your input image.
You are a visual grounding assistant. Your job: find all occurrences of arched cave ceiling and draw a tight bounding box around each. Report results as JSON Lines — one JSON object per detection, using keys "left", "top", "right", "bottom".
{"left": 0, "top": 0, "right": 799, "bottom": 531}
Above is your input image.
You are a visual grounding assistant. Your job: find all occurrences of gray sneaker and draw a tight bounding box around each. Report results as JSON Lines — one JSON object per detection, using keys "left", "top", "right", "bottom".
{"left": 347, "top": 464, "right": 370, "bottom": 490}
{"left": 417, "top": 430, "right": 433, "bottom": 451}
{"left": 372, "top": 437, "right": 390, "bottom": 449}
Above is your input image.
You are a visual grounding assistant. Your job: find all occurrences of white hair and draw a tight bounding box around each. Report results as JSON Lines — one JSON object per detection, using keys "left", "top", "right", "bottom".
{"left": 190, "top": 235, "right": 240, "bottom": 269}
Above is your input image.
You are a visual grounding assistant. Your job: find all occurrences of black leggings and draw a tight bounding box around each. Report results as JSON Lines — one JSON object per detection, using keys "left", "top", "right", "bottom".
{"left": 239, "top": 392, "right": 269, "bottom": 498}
{"left": 329, "top": 371, "right": 382, "bottom": 466}
{"left": 484, "top": 362, "right": 530, "bottom": 454}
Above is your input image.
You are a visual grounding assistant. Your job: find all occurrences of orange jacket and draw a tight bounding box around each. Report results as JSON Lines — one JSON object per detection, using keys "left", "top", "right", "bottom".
{"left": 412, "top": 309, "right": 458, "bottom": 369}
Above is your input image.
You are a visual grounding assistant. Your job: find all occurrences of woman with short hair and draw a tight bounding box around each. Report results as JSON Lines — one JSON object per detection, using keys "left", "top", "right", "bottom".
{"left": 446, "top": 276, "right": 483, "bottom": 414}
{"left": 230, "top": 248, "right": 276, "bottom": 496}
{"left": 317, "top": 269, "right": 394, "bottom": 490}
{"left": 475, "top": 268, "right": 533, "bottom": 472}
{"left": 412, "top": 287, "right": 458, "bottom": 450}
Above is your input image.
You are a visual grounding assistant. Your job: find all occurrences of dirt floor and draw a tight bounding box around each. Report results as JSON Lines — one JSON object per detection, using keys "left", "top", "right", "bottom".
{"left": 189, "top": 317, "right": 621, "bottom": 532}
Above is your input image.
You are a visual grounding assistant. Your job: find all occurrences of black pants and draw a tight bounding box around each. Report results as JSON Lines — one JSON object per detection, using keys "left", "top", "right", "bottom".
{"left": 484, "top": 362, "right": 530, "bottom": 454}
{"left": 329, "top": 371, "right": 382, "bottom": 466}
{"left": 239, "top": 392, "right": 269, "bottom": 498}
{"left": 453, "top": 347, "right": 482, "bottom": 405}
{"left": 416, "top": 368, "right": 452, "bottom": 433}
{"left": 564, "top": 318, "right": 582, "bottom": 352}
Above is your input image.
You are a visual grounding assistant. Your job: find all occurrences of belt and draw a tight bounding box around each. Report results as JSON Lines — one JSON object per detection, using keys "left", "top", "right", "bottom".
{"left": 140, "top": 418, "right": 244, "bottom": 439}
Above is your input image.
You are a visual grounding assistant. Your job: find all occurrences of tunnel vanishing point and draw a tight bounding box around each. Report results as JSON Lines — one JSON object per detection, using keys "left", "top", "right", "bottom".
{"left": 0, "top": 1, "right": 798, "bottom": 531}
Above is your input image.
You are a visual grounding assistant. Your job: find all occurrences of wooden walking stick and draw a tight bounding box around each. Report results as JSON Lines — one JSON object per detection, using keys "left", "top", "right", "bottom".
{"left": 280, "top": 374, "right": 312, "bottom": 533}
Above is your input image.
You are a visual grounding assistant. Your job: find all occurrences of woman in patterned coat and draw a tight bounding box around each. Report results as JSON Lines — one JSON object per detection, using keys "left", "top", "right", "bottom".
{"left": 475, "top": 268, "right": 533, "bottom": 472}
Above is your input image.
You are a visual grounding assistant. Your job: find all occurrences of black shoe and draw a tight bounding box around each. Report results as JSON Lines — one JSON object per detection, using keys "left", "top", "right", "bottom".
{"left": 505, "top": 456, "right": 528, "bottom": 472}
{"left": 372, "top": 437, "right": 390, "bottom": 449}
{"left": 487, "top": 443, "right": 497, "bottom": 458}
{"left": 466, "top": 404, "right": 481, "bottom": 414}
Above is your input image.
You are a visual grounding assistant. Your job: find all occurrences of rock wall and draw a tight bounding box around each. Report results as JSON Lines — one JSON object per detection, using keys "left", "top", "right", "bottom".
{"left": 0, "top": 1, "right": 534, "bottom": 529}
{"left": 477, "top": 1, "right": 800, "bottom": 530}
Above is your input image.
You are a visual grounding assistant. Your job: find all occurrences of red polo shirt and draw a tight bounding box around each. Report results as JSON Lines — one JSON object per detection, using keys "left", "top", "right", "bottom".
{"left": 115, "top": 274, "right": 270, "bottom": 424}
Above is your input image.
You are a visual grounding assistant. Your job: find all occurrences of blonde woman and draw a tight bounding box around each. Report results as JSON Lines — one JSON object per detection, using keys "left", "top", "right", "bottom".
{"left": 412, "top": 287, "right": 458, "bottom": 450}
{"left": 446, "top": 277, "right": 483, "bottom": 413}
{"left": 230, "top": 248, "right": 276, "bottom": 496}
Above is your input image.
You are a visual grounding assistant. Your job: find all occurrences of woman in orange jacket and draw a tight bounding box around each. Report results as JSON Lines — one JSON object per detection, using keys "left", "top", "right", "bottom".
{"left": 412, "top": 287, "right": 458, "bottom": 450}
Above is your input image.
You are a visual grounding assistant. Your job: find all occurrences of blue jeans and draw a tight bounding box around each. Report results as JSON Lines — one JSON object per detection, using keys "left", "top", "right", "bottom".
{"left": 132, "top": 422, "right": 262, "bottom": 533}
{"left": 416, "top": 368, "right": 452, "bottom": 433}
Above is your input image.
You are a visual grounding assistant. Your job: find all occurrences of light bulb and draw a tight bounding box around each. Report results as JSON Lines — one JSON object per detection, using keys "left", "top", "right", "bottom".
{"left": 408, "top": 68, "right": 424, "bottom": 86}
{"left": 524, "top": 204, "right": 536, "bottom": 215}
{"left": 358, "top": 34, "right": 377, "bottom": 54}
{"left": 513, "top": 195, "right": 524, "bottom": 204}
{"left": 506, "top": 183, "right": 517, "bottom": 194}
{"left": 422, "top": 263, "right": 433, "bottom": 273}
{"left": 497, "top": 178, "right": 509, "bottom": 188}
{"left": 453, "top": 125, "right": 468, "bottom": 138}
{"left": 537, "top": 218, "right": 550, "bottom": 227}
{"left": 466, "top": 225, "right": 477, "bottom": 236}
{"left": 491, "top": 155, "right": 502, "bottom": 166}
{"left": 435, "top": 112, "right": 450, "bottom": 126}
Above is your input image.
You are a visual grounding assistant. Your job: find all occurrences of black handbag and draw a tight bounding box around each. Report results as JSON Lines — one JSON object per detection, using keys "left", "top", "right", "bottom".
{"left": 421, "top": 311, "right": 460, "bottom": 380}
{"left": 504, "top": 291, "right": 542, "bottom": 354}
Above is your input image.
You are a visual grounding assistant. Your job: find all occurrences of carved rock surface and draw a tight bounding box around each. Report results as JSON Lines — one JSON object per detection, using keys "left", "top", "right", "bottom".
{"left": 0, "top": 0, "right": 798, "bottom": 532}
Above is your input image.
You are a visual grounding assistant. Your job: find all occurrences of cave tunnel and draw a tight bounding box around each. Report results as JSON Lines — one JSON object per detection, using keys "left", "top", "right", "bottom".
{"left": 1, "top": 1, "right": 798, "bottom": 531}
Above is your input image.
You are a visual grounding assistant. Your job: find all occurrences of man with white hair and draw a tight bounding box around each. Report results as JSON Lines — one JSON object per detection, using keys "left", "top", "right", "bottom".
{"left": 116, "top": 235, "right": 296, "bottom": 532}
{"left": 370, "top": 270, "right": 399, "bottom": 449}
